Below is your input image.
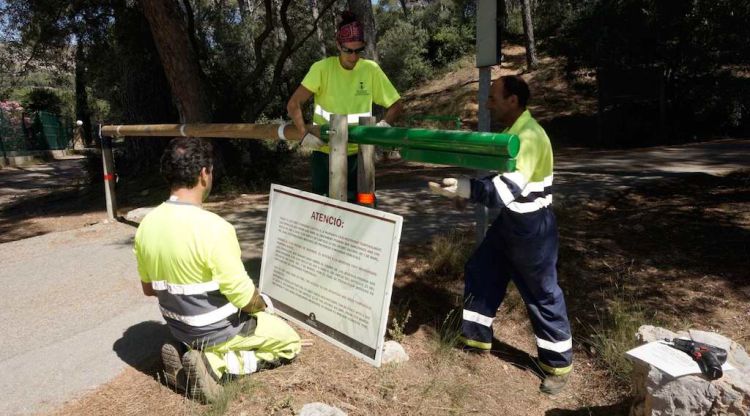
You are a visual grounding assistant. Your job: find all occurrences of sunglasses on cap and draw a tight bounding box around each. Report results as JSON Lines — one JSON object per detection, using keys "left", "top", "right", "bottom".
{"left": 340, "top": 44, "right": 366, "bottom": 55}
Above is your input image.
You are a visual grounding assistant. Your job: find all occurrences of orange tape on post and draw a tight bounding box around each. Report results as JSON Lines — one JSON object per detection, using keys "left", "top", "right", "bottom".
{"left": 103, "top": 173, "right": 115, "bottom": 181}
{"left": 357, "top": 193, "right": 375, "bottom": 205}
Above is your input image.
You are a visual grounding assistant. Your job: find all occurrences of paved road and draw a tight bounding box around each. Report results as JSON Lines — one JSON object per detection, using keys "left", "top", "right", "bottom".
{"left": 0, "top": 157, "right": 87, "bottom": 208}
{"left": 0, "top": 140, "right": 747, "bottom": 414}
{"left": 0, "top": 222, "right": 165, "bottom": 415}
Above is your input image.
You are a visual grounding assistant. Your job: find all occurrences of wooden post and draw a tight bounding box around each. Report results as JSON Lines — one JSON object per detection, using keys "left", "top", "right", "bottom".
{"left": 100, "top": 126, "right": 118, "bottom": 220}
{"left": 357, "top": 116, "right": 376, "bottom": 207}
{"left": 329, "top": 114, "right": 348, "bottom": 202}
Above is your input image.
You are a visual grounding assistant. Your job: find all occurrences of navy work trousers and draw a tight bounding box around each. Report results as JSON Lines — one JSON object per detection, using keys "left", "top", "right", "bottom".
{"left": 461, "top": 207, "right": 573, "bottom": 372}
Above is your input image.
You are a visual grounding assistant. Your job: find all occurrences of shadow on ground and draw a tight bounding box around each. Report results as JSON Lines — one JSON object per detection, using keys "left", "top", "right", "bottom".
{"left": 113, "top": 321, "right": 171, "bottom": 376}
{"left": 545, "top": 401, "right": 631, "bottom": 416}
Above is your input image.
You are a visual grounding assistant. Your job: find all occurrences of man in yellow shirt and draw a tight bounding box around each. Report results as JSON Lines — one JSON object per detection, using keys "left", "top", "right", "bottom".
{"left": 286, "top": 11, "right": 402, "bottom": 203}
{"left": 134, "top": 138, "right": 301, "bottom": 403}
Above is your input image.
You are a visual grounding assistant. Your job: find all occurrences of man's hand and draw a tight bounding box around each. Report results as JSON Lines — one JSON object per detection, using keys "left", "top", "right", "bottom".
{"left": 300, "top": 132, "right": 324, "bottom": 151}
{"left": 428, "top": 178, "right": 471, "bottom": 199}
{"left": 375, "top": 120, "right": 390, "bottom": 127}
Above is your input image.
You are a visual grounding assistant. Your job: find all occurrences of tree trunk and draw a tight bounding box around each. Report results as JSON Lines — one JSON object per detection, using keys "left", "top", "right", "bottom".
{"left": 347, "top": 0, "right": 378, "bottom": 61}
{"left": 398, "top": 0, "right": 408, "bottom": 18}
{"left": 237, "top": 0, "right": 249, "bottom": 20}
{"left": 520, "top": 0, "right": 538, "bottom": 70}
{"left": 141, "top": 0, "right": 212, "bottom": 122}
{"left": 74, "top": 43, "right": 93, "bottom": 146}
{"left": 310, "top": 0, "right": 327, "bottom": 58}
{"left": 113, "top": 2, "right": 179, "bottom": 175}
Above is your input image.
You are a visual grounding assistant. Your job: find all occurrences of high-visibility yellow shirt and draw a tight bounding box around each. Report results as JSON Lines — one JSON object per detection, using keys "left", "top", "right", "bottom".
{"left": 134, "top": 201, "right": 255, "bottom": 311}
{"left": 503, "top": 109, "right": 553, "bottom": 184}
{"left": 301, "top": 56, "right": 400, "bottom": 154}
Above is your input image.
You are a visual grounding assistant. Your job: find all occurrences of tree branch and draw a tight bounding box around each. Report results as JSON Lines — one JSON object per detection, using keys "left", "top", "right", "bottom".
{"left": 247, "top": 0, "right": 275, "bottom": 83}
{"left": 249, "top": 0, "right": 337, "bottom": 117}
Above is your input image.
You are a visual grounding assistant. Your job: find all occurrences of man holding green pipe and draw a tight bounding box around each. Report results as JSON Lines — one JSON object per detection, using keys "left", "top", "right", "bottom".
{"left": 429, "top": 75, "right": 573, "bottom": 395}
{"left": 286, "top": 10, "right": 402, "bottom": 203}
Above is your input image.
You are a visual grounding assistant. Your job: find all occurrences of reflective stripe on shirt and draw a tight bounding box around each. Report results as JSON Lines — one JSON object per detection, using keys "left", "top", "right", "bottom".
{"left": 151, "top": 280, "right": 220, "bottom": 295}
{"left": 314, "top": 104, "right": 372, "bottom": 124}
{"left": 160, "top": 302, "right": 239, "bottom": 327}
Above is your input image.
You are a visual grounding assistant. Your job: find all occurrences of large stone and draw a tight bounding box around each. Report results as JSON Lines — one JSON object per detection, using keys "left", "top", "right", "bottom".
{"left": 298, "top": 402, "right": 347, "bottom": 416}
{"left": 629, "top": 325, "right": 750, "bottom": 416}
{"left": 381, "top": 340, "right": 409, "bottom": 364}
{"left": 125, "top": 207, "right": 154, "bottom": 223}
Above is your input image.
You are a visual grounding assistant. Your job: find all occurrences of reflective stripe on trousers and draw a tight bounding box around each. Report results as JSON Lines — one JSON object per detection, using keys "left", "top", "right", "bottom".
{"left": 201, "top": 311, "right": 302, "bottom": 379}
{"left": 461, "top": 208, "right": 572, "bottom": 370}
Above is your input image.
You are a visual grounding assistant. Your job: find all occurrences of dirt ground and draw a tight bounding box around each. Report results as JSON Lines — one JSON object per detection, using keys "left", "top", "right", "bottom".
{"left": 29, "top": 162, "right": 748, "bottom": 416}
{"left": 1, "top": 44, "right": 747, "bottom": 415}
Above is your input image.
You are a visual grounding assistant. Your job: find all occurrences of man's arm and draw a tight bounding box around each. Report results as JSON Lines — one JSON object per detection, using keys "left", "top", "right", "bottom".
{"left": 383, "top": 99, "right": 403, "bottom": 125}
{"left": 286, "top": 85, "right": 313, "bottom": 136}
{"left": 141, "top": 281, "right": 157, "bottom": 297}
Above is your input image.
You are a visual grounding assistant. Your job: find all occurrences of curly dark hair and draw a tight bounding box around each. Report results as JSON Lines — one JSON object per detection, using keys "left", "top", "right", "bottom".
{"left": 160, "top": 137, "right": 213, "bottom": 189}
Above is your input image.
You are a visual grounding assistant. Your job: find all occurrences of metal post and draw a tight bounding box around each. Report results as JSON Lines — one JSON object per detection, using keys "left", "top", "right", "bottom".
{"left": 329, "top": 114, "right": 348, "bottom": 202}
{"left": 357, "top": 116, "right": 377, "bottom": 207}
{"left": 475, "top": 67, "right": 492, "bottom": 245}
{"left": 100, "top": 125, "right": 118, "bottom": 220}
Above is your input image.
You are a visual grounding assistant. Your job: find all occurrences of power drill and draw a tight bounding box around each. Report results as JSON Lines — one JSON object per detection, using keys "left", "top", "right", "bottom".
{"left": 664, "top": 338, "right": 728, "bottom": 380}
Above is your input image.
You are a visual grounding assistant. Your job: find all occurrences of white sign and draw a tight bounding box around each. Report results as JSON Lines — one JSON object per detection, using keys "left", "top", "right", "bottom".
{"left": 626, "top": 341, "right": 734, "bottom": 378}
{"left": 259, "top": 185, "right": 403, "bottom": 366}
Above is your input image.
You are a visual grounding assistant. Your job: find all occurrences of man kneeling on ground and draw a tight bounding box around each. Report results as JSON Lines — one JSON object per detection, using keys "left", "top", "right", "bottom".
{"left": 134, "top": 137, "right": 301, "bottom": 403}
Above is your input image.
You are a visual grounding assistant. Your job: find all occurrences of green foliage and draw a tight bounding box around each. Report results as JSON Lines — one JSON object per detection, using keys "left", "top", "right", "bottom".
{"left": 387, "top": 300, "right": 412, "bottom": 342}
{"left": 378, "top": 20, "right": 433, "bottom": 91}
{"left": 428, "top": 24, "right": 473, "bottom": 68}
{"left": 22, "top": 88, "right": 63, "bottom": 114}
{"left": 434, "top": 308, "right": 463, "bottom": 355}
{"left": 376, "top": 0, "right": 475, "bottom": 90}
{"left": 586, "top": 297, "right": 645, "bottom": 383}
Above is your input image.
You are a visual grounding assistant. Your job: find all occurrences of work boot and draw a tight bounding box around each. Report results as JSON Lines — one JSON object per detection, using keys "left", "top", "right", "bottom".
{"left": 457, "top": 336, "right": 491, "bottom": 354}
{"left": 161, "top": 341, "right": 186, "bottom": 392}
{"left": 539, "top": 372, "right": 570, "bottom": 395}
{"left": 182, "top": 350, "right": 224, "bottom": 404}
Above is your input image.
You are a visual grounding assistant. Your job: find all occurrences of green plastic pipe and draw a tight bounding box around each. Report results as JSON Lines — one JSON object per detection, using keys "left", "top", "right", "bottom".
{"left": 400, "top": 148, "right": 516, "bottom": 171}
{"left": 320, "top": 126, "right": 520, "bottom": 158}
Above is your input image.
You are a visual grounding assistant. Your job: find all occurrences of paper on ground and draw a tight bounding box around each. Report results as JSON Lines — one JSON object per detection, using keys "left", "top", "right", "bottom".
{"left": 626, "top": 341, "right": 734, "bottom": 378}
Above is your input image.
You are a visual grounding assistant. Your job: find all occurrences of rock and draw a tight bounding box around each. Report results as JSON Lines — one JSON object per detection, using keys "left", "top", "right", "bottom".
{"left": 629, "top": 325, "right": 750, "bottom": 416}
{"left": 381, "top": 340, "right": 409, "bottom": 364}
{"left": 125, "top": 207, "right": 154, "bottom": 223}
{"left": 298, "top": 402, "right": 347, "bottom": 416}
{"left": 634, "top": 325, "right": 687, "bottom": 344}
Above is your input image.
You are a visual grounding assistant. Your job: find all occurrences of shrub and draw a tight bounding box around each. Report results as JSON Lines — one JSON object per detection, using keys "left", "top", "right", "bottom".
{"left": 23, "top": 88, "right": 63, "bottom": 115}
{"left": 377, "top": 20, "right": 433, "bottom": 92}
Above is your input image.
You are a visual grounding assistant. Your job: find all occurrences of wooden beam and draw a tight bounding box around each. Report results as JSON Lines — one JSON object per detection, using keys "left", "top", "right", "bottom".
{"left": 100, "top": 123, "right": 320, "bottom": 141}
